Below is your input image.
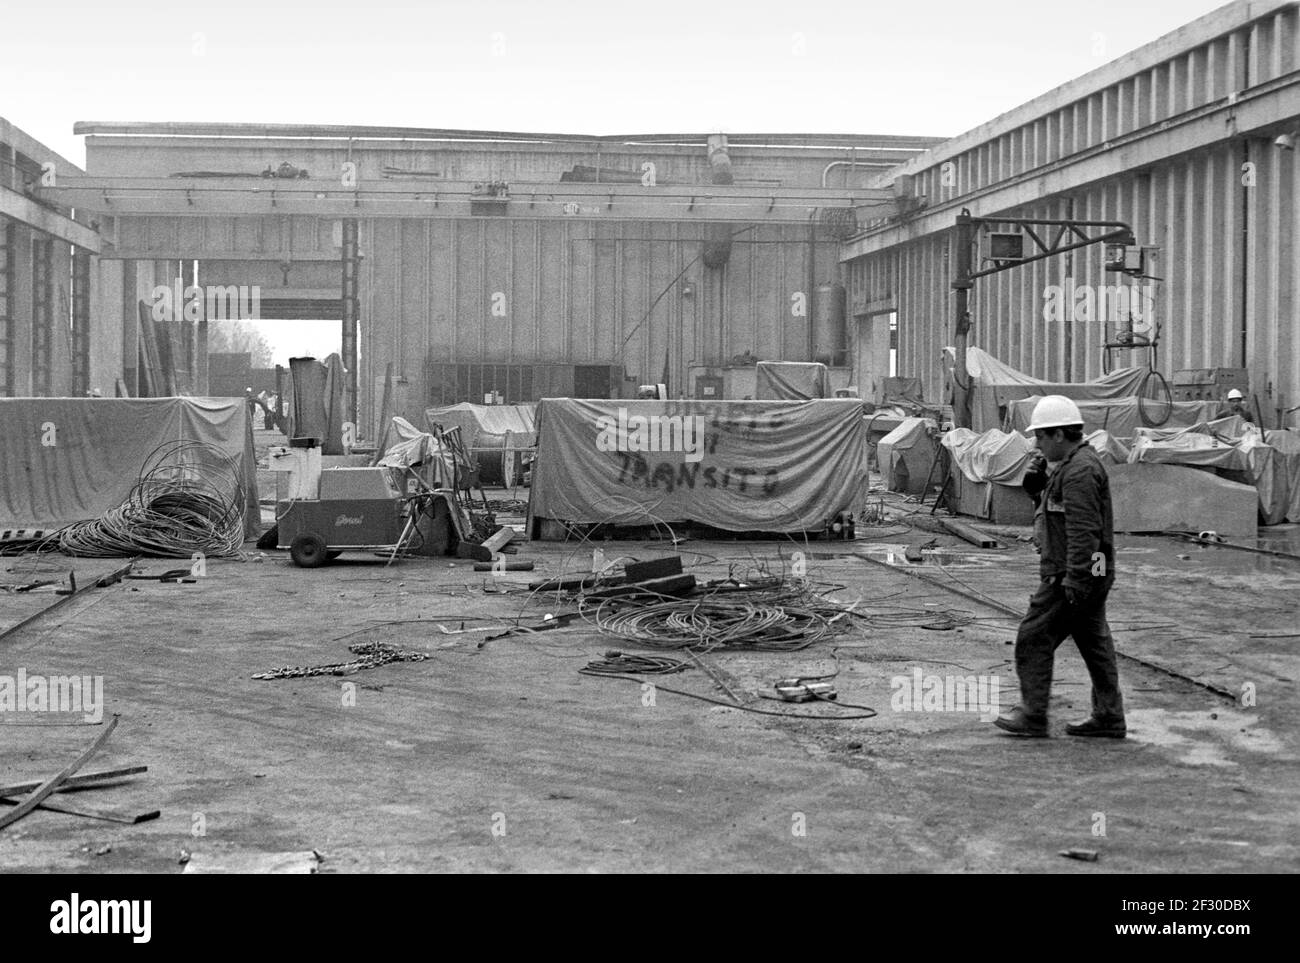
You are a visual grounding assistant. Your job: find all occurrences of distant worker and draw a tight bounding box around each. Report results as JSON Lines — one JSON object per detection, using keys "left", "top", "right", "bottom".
{"left": 1223, "top": 388, "right": 1254, "bottom": 425}
{"left": 995, "top": 395, "right": 1126, "bottom": 740}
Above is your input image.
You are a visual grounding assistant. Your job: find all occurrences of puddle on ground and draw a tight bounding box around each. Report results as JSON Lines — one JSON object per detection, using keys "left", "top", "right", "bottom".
{"left": 859, "top": 544, "right": 1011, "bottom": 568}
{"left": 1124, "top": 708, "right": 1284, "bottom": 767}
{"left": 1119, "top": 531, "right": 1300, "bottom": 578}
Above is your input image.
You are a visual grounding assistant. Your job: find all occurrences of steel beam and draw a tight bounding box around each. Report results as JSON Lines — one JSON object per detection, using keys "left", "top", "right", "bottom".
{"left": 0, "top": 186, "right": 102, "bottom": 252}
{"left": 39, "top": 177, "right": 896, "bottom": 224}
{"left": 73, "top": 121, "right": 945, "bottom": 151}
{"left": 842, "top": 72, "right": 1300, "bottom": 260}
{"left": 341, "top": 219, "right": 359, "bottom": 438}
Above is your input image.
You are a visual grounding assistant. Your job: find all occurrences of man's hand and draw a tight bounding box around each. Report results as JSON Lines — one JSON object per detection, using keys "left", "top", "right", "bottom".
{"left": 1023, "top": 450, "right": 1049, "bottom": 502}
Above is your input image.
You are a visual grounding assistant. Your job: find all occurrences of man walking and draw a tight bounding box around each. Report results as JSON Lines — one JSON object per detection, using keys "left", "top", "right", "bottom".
{"left": 995, "top": 395, "right": 1126, "bottom": 739}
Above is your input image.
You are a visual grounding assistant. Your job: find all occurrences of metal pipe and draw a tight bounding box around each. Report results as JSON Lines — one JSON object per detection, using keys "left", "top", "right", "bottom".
{"left": 821, "top": 160, "right": 891, "bottom": 188}
{"left": 340, "top": 218, "right": 359, "bottom": 438}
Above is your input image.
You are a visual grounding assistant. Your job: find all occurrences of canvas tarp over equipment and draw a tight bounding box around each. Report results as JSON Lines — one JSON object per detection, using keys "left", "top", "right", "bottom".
{"left": 426, "top": 402, "right": 537, "bottom": 485}
{"left": 1129, "top": 418, "right": 1299, "bottom": 524}
{"left": 754, "top": 361, "right": 831, "bottom": 400}
{"left": 964, "top": 346, "right": 1148, "bottom": 433}
{"left": 0, "top": 397, "right": 259, "bottom": 535}
{"left": 377, "top": 416, "right": 456, "bottom": 488}
{"left": 877, "top": 417, "right": 937, "bottom": 494}
{"left": 425, "top": 402, "right": 537, "bottom": 444}
{"left": 528, "top": 399, "right": 865, "bottom": 532}
{"left": 941, "top": 427, "right": 1035, "bottom": 485}
{"left": 1006, "top": 395, "right": 1223, "bottom": 438}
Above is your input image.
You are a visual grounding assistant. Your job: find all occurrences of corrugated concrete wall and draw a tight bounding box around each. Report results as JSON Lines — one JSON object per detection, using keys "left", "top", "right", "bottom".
{"left": 358, "top": 217, "right": 838, "bottom": 425}
{"left": 845, "top": 1, "right": 1300, "bottom": 425}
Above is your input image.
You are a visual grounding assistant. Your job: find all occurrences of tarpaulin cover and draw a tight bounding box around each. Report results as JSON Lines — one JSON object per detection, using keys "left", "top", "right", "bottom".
{"left": 877, "top": 417, "right": 936, "bottom": 494}
{"left": 882, "top": 377, "right": 924, "bottom": 406}
{"left": 1128, "top": 420, "right": 1253, "bottom": 471}
{"left": 965, "top": 346, "right": 1148, "bottom": 433}
{"left": 1128, "top": 417, "right": 1295, "bottom": 524}
{"left": 1006, "top": 395, "right": 1223, "bottom": 438}
{"left": 754, "top": 361, "right": 831, "bottom": 400}
{"left": 941, "top": 427, "right": 1035, "bottom": 485}
{"left": 287, "top": 354, "right": 347, "bottom": 454}
{"left": 1265, "top": 429, "right": 1300, "bottom": 523}
{"left": 528, "top": 399, "right": 865, "bottom": 532}
{"left": 0, "top": 397, "right": 259, "bottom": 535}
{"left": 426, "top": 403, "right": 536, "bottom": 485}
{"left": 1086, "top": 431, "right": 1131, "bottom": 464}
{"left": 425, "top": 402, "right": 537, "bottom": 446}
{"left": 377, "top": 416, "right": 455, "bottom": 487}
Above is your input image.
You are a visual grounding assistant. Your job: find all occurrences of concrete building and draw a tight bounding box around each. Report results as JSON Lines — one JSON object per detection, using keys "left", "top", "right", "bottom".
{"left": 0, "top": 119, "right": 102, "bottom": 398}
{"left": 43, "top": 127, "right": 937, "bottom": 433}
{"left": 845, "top": 0, "right": 1300, "bottom": 423}
{"left": 2, "top": 0, "right": 1297, "bottom": 435}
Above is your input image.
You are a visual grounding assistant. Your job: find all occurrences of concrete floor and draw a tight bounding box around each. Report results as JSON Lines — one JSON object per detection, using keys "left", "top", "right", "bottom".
{"left": 2, "top": 489, "right": 1298, "bottom": 873}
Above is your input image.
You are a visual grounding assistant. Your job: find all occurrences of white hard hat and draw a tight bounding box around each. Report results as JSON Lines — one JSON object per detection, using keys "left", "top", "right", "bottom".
{"left": 1028, "top": 395, "right": 1084, "bottom": 431}
{"left": 1227, "top": 388, "right": 1244, "bottom": 400}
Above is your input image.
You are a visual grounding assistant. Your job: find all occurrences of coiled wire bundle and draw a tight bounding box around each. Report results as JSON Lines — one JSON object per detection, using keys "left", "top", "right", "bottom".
{"left": 56, "top": 441, "right": 247, "bottom": 558}
{"left": 578, "top": 579, "right": 848, "bottom": 653}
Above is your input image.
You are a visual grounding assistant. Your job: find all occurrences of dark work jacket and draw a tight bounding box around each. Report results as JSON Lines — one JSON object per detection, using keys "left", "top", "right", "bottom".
{"left": 1038, "top": 443, "right": 1115, "bottom": 594}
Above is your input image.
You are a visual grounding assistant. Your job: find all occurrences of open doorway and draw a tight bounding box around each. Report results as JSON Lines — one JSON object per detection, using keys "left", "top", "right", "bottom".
{"left": 854, "top": 309, "right": 896, "bottom": 403}
{"left": 207, "top": 317, "right": 341, "bottom": 433}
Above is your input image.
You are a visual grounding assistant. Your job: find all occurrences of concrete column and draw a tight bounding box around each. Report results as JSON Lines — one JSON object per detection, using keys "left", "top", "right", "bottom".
{"left": 11, "top": 223, "right": 32, "bottom": 396}
{"left": 92, "top": 257, "right": 125, "bottom": 395}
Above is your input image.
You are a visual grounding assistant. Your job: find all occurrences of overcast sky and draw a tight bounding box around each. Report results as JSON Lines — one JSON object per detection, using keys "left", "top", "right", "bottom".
{"left": 3, "top": 0, "right": 1229, "bottom": 166}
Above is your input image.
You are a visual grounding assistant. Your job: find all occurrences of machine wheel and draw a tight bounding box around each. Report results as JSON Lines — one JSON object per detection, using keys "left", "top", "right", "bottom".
{"left": 290, "top": 534, "right": 330, "bottom": 568}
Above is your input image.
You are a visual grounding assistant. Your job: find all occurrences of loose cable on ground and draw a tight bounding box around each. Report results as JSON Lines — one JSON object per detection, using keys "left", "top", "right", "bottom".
{"left": 8, "top": 441, "right": 249, "bottom": 560}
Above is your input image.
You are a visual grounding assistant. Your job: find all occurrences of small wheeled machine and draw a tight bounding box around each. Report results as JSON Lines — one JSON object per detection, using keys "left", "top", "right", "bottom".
{"left": 276, "top": 466, "right": 468, "bottom": 567}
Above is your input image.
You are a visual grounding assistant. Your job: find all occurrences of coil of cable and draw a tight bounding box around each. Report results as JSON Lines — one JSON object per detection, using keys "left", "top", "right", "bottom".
{"left": 57, "top": 440, "right": 247, "bottom": 558}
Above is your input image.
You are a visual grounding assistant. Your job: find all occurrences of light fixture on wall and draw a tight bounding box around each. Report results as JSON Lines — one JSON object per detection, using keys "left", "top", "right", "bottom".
{"left": 681, "top": 279, "right": 695, "bottom": 298}
{"left": 1274, "top": 132, "right": 1297, "bottom": 151}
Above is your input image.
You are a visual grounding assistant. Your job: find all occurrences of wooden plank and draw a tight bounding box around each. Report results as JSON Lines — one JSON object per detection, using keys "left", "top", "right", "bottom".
{"left": 937, "top": 517, "right": 1000, "bottom": 548}
{"left": 154, "top": 312, "right": 179, "bottom": 396}
{"left": 454, "top": 526, "right": 515, "bottom": 562}
{"left": 136, "top": 300, "right": 160, "bottom": 396}
{"left": 0, "top": 715, "right": 119, "bottom": 832}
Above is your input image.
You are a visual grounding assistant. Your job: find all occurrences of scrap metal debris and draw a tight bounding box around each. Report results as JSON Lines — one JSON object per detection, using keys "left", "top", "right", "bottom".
{"left": 0, "top": 715, "right": 122, "bottom": 832}
{"left": 1059, "top": 848, "right": 1100, "bottom": 862}
{"left": 252, "top": 641, "right": 430, "bottom": 680}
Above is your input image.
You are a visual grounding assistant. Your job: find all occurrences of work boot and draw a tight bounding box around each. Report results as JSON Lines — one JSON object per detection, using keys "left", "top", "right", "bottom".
{"left": 993, "top": 706, "right": 1048, "bottom": 738}
{"left": 1066, "top": 715, "right": 1127, "bottom": 739}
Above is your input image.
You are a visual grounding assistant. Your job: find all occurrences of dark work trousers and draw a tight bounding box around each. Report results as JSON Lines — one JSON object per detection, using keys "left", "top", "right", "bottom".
{"left": 1014, "top": 578, "right": 1125, "bottom": 722}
